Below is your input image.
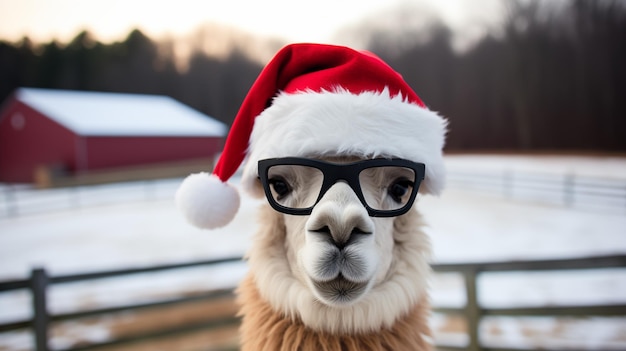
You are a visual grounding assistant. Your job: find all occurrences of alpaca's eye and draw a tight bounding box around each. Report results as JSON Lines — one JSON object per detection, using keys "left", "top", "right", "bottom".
{"left": 387, "top": 179, "right": 414, "bottom": 203}
{"left": 269, "top": 177, "right": 292, "bottom": 199}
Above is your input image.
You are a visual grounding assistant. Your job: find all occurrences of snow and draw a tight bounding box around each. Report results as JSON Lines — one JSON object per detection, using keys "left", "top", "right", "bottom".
{"left": 1, "top": 154, "right": 625, "bottom": 349}
{"left": 15, "top": 88, "right": 227, "bottom": 137}
{"left": 420, "top": 188, "right": 626, "bottom": 263}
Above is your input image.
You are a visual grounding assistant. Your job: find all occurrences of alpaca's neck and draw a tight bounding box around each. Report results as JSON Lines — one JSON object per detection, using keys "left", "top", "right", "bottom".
{"left": 237, "top": 274, "right": 432, "bottom": 351}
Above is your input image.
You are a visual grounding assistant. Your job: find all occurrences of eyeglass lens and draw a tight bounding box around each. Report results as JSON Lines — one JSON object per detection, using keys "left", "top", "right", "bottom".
{"left": 359, "top": 166, "right": 416, "bottom": 211}
{"left": 267, "top": 165, "right": 324, "bottom": 209}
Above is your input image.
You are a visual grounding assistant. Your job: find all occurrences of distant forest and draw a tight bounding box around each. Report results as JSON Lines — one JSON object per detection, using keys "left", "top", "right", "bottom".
{"left": 1, "top": 0, "right": 624, "bottom": 152}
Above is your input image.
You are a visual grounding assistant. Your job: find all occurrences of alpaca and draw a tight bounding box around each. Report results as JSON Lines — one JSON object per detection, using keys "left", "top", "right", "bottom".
{"left": 175, "top": 43, "right": 446, "bottom": 351}
{"left": 236, "top": 158, "right": 434, "bottom": 351}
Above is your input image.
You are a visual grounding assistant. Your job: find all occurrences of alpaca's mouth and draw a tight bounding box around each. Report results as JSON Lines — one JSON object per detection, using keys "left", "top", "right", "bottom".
{"left": 312, "top": 275, "right": 368, "bottom": 305}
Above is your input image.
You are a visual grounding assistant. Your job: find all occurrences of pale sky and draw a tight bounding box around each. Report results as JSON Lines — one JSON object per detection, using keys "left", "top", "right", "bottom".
{"left": 0, "top": 0, "right": 503, "bottom": 48}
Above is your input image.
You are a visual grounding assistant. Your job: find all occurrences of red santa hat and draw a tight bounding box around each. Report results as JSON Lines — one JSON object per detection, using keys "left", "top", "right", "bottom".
{"left": 176, "top": 43, "right": 447, "bottom": 229}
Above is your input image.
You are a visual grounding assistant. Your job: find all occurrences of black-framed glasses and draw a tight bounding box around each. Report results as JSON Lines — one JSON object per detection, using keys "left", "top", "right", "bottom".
{"left": 258, "top": 157, "right": 425, "bottom": 217}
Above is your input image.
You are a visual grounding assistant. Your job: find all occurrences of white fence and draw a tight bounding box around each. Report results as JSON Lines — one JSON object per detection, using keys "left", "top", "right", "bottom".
{"left": 0, "top": 179, "right": 182, "bottom": 218}
{"left": 1, "top": 170, "right": 625, "bottom": 219}
{"left": 447, "top": 170, "right": 626, "bottom": 213}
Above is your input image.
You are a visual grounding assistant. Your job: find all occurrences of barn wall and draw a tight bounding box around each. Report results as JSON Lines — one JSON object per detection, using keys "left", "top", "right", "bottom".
{"left": 83, "top": 136, "right": 223, "bottom": 170}
{"left": 0, "top": 100, "right": 78, "bottom": 183}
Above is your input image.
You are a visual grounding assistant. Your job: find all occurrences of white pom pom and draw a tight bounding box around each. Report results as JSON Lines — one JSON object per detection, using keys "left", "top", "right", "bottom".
{"left": 175, "top": 172, "right": 240, "bottom": 229}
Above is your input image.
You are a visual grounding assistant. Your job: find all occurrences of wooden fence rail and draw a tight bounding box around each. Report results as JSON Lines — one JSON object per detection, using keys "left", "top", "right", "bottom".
{"left": 431, "top": 254, "right": 626, "bottom": 351}
{"left": 0, "top": 257, "right": 243, "bottom": 351}
{"left": 0, "top": 255, "right": 625, "bottom": 351}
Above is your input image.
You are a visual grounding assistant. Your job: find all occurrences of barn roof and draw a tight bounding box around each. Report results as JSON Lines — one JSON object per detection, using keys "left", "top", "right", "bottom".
{"left": 14, "top": 88, "right": 227, "bottom": 137}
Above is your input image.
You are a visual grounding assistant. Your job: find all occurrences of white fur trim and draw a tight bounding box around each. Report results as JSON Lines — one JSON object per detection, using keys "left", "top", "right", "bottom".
{"left": 241, "top": 89, "right": 447, "bottom": 197}
{"left": 175, "top": 172, "right": 240, "bottom": 229}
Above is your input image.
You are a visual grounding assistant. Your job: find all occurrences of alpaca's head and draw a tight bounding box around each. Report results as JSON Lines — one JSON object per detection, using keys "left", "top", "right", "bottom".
{"left": 240, "top": 91, "right": 444, "bottom": 333}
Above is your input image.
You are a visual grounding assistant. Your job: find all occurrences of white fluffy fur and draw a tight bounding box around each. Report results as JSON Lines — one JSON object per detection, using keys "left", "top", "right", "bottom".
{"left": 246, "top": 185, "right": 432, "bottom": 334}
{"left": 241, "top": 89, "right": 448, "bottom": 198}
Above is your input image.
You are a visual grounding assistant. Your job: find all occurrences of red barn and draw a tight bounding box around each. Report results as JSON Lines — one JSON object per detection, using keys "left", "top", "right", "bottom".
{"left": 0, "top": 88, "right": 227, "bottom": 183}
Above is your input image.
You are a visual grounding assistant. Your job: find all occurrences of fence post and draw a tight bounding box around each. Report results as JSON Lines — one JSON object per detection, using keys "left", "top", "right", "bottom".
{"left": 463, "top": 269, "right": 481, "bottom": 351}
{"left": 502, "top": 170, "right": 513, "bottom": 199}
{"left": 31, "top": 268, "right": 50, "bottom": 351}
{"left": 144, "top": 180, "right": 155, "bottom": 201}
{"left": 563, "top": 173, "right": 575, "bottom": 207}
{"left": 4, "top": 185, "right": 18, "bottom": 217}
{"left": 70, "top": 186, "right": 81, "bottom": 209}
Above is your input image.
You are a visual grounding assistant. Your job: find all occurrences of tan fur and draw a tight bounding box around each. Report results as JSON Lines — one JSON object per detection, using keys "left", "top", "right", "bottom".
{"left": 237, "top": 273, "right": 432, "bottom": 351}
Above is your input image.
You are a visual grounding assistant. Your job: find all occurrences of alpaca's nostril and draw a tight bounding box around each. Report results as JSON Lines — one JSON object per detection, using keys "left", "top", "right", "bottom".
{"left": 311, "top": 225, "right": 345, "bottom": 248}
{"left": 311, "top": 226, "right": 331, "bottom": 234}
{"left": 351, "top": 227, "right": 371, "bottom": 236}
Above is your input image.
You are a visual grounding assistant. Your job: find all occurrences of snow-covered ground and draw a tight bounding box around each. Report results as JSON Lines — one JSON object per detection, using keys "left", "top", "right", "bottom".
{"left": 1, "top": 154, "right": 625, "bottom": 350}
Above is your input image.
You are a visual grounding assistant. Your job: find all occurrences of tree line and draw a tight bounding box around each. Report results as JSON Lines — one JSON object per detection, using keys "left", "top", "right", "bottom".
{"left": 1, "top": 0, "right": 624, "bottom": 152}
{"left": 371, "top": 0, "right": 626, "bottom": 151}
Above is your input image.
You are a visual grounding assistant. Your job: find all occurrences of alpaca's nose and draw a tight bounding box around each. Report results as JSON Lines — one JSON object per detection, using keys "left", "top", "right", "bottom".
{"left": 309, "top": 225, "right": 371, "bottom": 249}
{"left": 306, "top": 183, "right": 374, "bottom": 248}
